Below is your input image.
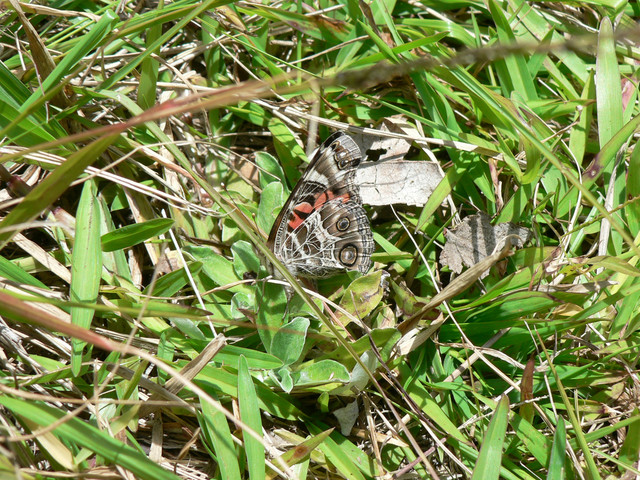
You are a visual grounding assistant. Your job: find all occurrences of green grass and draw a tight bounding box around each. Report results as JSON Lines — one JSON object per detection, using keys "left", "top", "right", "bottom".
{"left": 0, "top": 1, "right": 639, "bottom": 479}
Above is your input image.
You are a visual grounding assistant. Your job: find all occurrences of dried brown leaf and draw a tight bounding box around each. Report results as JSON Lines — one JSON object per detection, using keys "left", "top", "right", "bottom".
{"left": 440, "top": 212, "right": 531, "bottom": 277}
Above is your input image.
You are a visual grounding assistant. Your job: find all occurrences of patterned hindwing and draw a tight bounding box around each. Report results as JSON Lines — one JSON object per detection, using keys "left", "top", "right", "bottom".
{"left": 277, "top": 199, "right": 374, "bottom": 278}
{"left": 267, "top": 132, "right": 363, "bottom": 254}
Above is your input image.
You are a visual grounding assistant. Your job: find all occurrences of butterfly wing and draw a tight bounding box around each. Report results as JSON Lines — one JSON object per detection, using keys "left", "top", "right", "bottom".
{"left": 268, "top": 132, "right": 373, "bottom": 277}
{"left": 278, "top": 199, "right": 374, "bottom": 277}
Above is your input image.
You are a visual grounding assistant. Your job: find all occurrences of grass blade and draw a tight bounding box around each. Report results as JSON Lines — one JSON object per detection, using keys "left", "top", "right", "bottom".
{"left": 0, "top": 396, "right": 181, "bottom": 480}
{"left": 0, "top": 134, "right": 118, "bottom": 247}
{"left": 199, "top": 393, "right": 241, "bottom": 480}
{"left": 70, "top": 179, "right": 102, "bottom": 375}
{"left": 101, "top": 218, "right": 174, "bottom": 252}
{"left": 595, "top": 17, "right": 623, "bottom": 149}
{"left": 472, "top": 395, "right": 509, "bottom": 480}
{"left": 238, "top": 355, "right": 265, "bottom": 480}
{"left": 547, "top": 416, "right": 566, "bottom": 480}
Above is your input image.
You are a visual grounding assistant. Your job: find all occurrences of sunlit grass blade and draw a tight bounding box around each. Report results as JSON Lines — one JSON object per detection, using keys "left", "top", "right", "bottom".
{"left": 238, "top": 355, "right": 265, "bottom": 480}
{"left": 0, "top": 254, "right": 47, "bottom": 289}
{"left": 307, "top": 423, "right": 379, "bottom": 479}
{"left": 471, "top": 395, "right": 509, "bottom": 480}
{"left": 199, "top": 393, "right": 241, "bottom": 480}
{"left": 568, "top": 71, "right": 595, "bottom": 165}
{"left": 100, "top": 0, "right": 224, "bottom": 90}
{"left": 595, "top": 17, "right": 623, "bottom": 149}
{"left": 20, "top": 11, "right": 118, "bottom": 112}
{"left": 101, "top": 218, "right": 174, "bottom": 252}
{"left": 70, "top": 179, "right": 102, "bottom": 376}
{"left": 0, "top": 95, "right": 57, "bottom": 146}
{"left": 547, "top": 416, "right": 566, "bottom": 480}
{"left": 488, "top": 0, "right": 537, "bottom": 102}
{"left": 583, "top": 114, "right": 640, "bottom": 188}
{"left": 138, "top": 2, "right": 162, "bottom": 110}
{"left": 510, "top": 413, "right": 551, "bottom": 468}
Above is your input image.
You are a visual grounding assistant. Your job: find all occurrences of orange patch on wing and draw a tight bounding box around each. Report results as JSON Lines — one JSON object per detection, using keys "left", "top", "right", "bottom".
{"left": 289, "top": 202, "right": 313, "bottom": 230}
{"left": 313, "top": 191, "right": 350, "bottom": 209}
{"left": 288, "top": 191, "right": 351, "bottom": 231}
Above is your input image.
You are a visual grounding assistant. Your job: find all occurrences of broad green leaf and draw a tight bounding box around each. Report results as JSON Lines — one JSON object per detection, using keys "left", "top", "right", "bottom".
{"left": 276, "top": 367, "right": 293, "bottom": 393}
{"left": 336, "top": 271, "right": 385, "bottom": 325}
{"left": 256, "top": 151, "right": 286, "bottom": 189}
{"left": 269, "top": 118, "right": 306, "bottom": 184}
{"left": 231, "top": 240, "right": 260, "bottom": 277}
{"left": 331, "top": 350, "right": 378, "bottom": 395}
{"left": 257, "top": 181, "right": 284, "bottom": 236}
{"left": 291, "top": 360, "right": 350, "bottom": 387}
{"left": 390, "top": 279, "right": 428, "bottom": 316}
{"left": 144, "top": 263, "right": 202, "bottom": 297}
{"left": 271, "top": 317, "right": 309, "bottom": 366}
{"left": 321, "top": 328, "right": 399, "bottom": 364}
{"left": 256, "top": 281, "right": 287, "bottom": 352}
{"left": 212, "top": 344, "right": 282, "bottom": 370}
{"left": 227, "top": 102, "right": 269, "bottom": 128}
{"left": 185, "top": 246, "right": 244, "bottom": 289}
{"left": 510, "top": 414, "right": 551, "bottom": 467}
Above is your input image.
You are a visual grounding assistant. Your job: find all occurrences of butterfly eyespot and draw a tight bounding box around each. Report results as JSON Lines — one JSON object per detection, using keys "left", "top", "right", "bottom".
{"left": 338, "top": 157, "right": 351, "bottom": 169}
{"left": 339, "top": 244, "right": 358, "bottom": 266}
{"left": 336, "top": 217, "right": 350, "bottom": 231}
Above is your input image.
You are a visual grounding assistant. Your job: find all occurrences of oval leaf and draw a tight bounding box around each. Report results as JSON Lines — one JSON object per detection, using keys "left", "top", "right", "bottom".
{"left": 336, "top": 271, "right": 386, "bottom": 325}
{"left": 271, "top": 317, "right": 309, "bottom": 366}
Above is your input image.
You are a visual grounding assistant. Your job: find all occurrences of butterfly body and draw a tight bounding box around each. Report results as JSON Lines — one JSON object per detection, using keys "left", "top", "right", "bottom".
{"left": 267, "top": 132, "right": 374, "bottom": 278}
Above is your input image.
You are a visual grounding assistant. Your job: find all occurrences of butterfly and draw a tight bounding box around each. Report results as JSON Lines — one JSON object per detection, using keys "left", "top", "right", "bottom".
{"left": 267, "top": 132, "right": 374, "bottom": 278}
